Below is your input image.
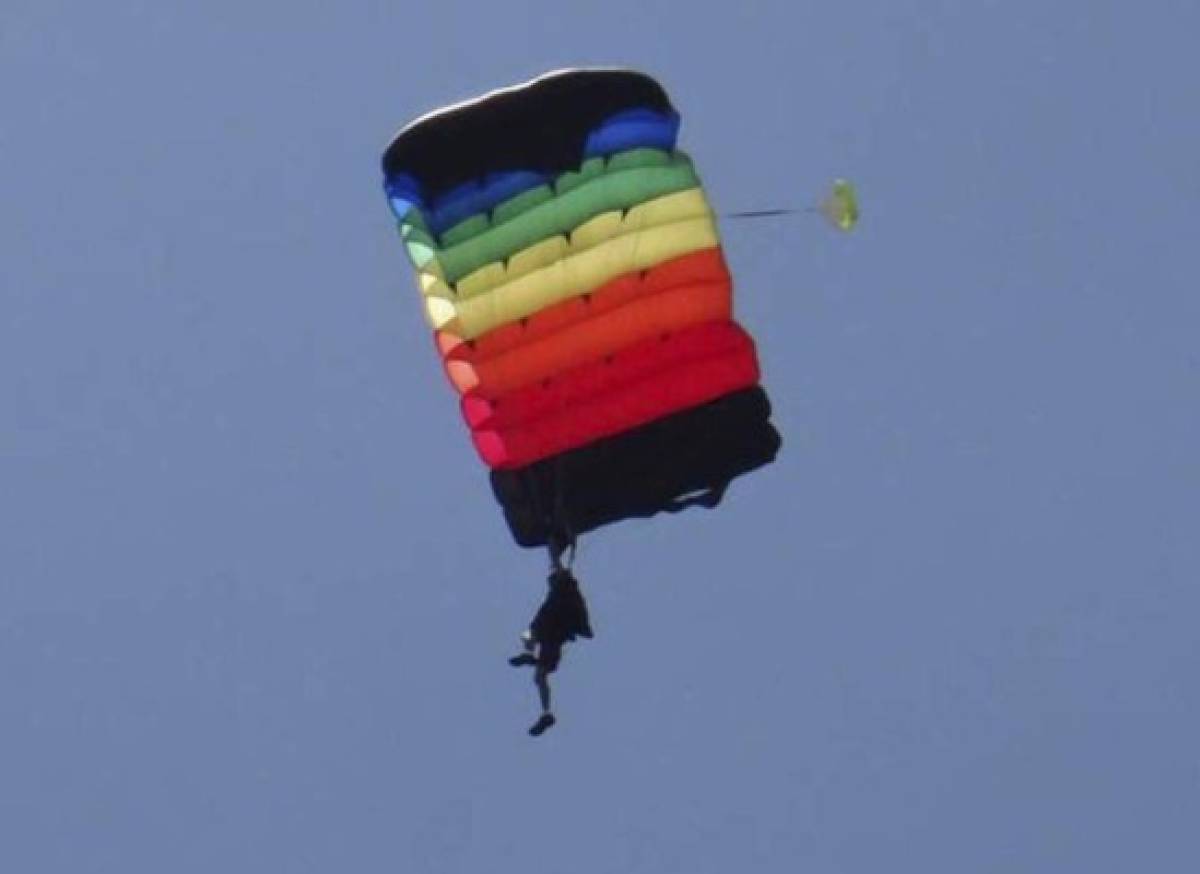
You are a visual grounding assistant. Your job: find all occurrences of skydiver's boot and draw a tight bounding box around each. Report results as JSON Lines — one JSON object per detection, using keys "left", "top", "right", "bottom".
{"left": 508, "top": 653, "right": 537, "bottom": 667}
{"left": 529, "top": 712, "right": 556, "bottom": 736}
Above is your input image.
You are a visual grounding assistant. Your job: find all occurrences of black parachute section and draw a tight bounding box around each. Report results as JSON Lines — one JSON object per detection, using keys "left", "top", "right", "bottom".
{"left": 490, "top": 387, "right": 780, "bottom": 547}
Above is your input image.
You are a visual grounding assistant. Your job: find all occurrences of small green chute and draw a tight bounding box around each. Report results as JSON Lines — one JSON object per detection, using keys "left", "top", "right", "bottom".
{"left": 818, "top": 179, "right": 858, "bottom": 231}
{"left": 723, "top": 178, "right": 859, "bottom": 231}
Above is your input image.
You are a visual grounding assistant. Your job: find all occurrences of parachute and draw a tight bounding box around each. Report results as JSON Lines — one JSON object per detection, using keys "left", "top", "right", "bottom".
{"left": 820, "top": 179, "right": 859, "bottom": 231}
{"left": 724, "top": 178, "right": 860, "bottom": 228}
{"left": 381, "top": 69, "right": 781, "bottom": 547}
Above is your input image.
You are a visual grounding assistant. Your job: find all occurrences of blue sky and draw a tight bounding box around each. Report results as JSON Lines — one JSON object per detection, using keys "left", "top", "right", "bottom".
{"left": 2, "top": 2, "right": 1197, "bottom": 871}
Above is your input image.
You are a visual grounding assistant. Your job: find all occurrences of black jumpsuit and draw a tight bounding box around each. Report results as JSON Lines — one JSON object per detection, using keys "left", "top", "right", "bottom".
{"left": 530, "top": 569, "right": 593, "bottom": 672}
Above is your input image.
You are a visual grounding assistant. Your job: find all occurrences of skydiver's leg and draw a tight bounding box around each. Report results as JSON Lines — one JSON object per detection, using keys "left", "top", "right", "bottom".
{"left": 529, "top": 667, "right": 556, "bottom": 736}
{"left": 508, "top": 630, "right": 538, "bottom": 666}
{"left": 534, "top": 667, "right": 551, "bottom": 713}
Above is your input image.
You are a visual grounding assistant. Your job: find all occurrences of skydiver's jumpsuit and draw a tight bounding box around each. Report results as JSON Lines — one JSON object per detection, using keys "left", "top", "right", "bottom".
{"left": 513, "top": 568, "right": 593, "bottom": 733}
{"left": 530, "top": 568, "right": 593, "bottom": 672}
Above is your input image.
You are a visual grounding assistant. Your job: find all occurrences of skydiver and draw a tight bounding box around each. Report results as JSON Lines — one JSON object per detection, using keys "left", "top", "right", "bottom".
{"left": 508, "top": 537, "right": 593, "bottom": 736}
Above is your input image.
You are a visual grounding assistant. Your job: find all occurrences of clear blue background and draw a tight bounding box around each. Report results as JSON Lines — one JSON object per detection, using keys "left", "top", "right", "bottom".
{"left": 3, "top": 2, "right": 1197, "bottom": 871}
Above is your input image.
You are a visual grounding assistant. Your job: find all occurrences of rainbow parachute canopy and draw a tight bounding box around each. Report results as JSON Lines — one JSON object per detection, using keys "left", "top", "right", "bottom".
{"left": 381, "top": 69, "right": 780, "bottom": 547}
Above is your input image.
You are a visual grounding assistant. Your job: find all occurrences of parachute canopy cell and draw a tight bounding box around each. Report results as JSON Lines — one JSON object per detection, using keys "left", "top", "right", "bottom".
{"left": 381, "top": 69, "right": 780, "bottom": 547}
